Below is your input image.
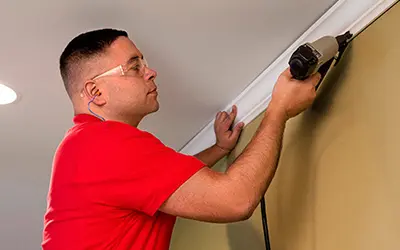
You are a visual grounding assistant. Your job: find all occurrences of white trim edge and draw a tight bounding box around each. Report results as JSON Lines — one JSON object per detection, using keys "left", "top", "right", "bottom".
{"left": 180, "top": 0, "right": 398, "bottom": 155}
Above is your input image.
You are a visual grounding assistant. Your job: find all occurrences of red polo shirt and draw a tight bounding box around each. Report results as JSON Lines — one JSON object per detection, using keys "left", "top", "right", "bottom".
{"left": 42, "top": 114, "right": 205, "bottom": 250}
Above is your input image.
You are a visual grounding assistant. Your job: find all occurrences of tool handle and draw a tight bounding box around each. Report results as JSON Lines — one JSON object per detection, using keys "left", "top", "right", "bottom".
{"left": 315, "top": 57, "right": 335, "bottom": 90}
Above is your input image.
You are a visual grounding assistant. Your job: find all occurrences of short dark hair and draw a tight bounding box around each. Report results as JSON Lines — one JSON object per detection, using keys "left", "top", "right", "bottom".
{"left": 59, "top": 28, "right": 128, "bottom": 98}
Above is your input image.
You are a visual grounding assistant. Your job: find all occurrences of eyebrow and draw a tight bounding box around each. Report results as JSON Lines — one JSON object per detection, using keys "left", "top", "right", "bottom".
{"left": 126, "top": 55, "right": 144, "bottom": 65}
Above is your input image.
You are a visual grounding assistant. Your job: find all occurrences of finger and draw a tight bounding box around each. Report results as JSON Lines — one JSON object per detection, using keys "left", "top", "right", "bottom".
{"left": 216, "top": 111, "right": 221, "bottom": 119}
{"left": 281, "top": 67, "right": 293, "bottom": 79}
{"left": 229, "top": 105, "right": 238, "bottom": 121}
{"left": 220, "top": 111, "right": 228, "bottom": 122}
{"left": 307, "top": 72, "right": 322, "bottom": 87}
{"left": 217, "top": 111, "right": 225, "bottom": 121}
{"left": 231, "top": 122, "right": 245, "bottom": 139}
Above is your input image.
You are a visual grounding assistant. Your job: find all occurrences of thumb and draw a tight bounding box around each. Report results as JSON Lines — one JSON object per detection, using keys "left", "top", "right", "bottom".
{"left": 280, "top": 67, "right": 293, "bottom": 80}
{"left": 307, "top": 72, "right": 322, "bottom": 87}
{"left": 231, "top": 122, "right": 245, "bottom": 139}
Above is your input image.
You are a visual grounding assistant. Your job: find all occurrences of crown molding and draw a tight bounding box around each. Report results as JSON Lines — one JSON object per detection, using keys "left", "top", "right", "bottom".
{"left": 180, "top": 0, "right": 399, "bottom": 155}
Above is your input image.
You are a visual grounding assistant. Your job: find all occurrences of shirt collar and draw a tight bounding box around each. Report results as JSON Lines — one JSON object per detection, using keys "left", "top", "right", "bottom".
{"left": 73, "top": 113, "right": 103, "bottom": 124}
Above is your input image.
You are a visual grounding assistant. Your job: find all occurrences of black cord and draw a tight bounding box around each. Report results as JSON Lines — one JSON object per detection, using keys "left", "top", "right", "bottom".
{"left": 258, "top": 37, "right": 341, "bottom": 250}
{"left": 257, "top": 3, "right": 400, "bottom": 247}
{"left": 259, "top": 59, "right": 334, "bottom": 250}
{"left": 260, "top": 197, "right": 271, "bottom": 250}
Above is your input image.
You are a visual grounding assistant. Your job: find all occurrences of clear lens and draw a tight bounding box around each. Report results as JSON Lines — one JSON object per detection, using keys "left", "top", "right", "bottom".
{"left": 125, "top": 58, "right": 148, "bottom": 77}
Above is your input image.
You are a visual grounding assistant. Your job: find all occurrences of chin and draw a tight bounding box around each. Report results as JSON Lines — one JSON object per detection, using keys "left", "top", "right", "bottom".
{"left": 152, "top": 105, "right": 160, "bottom": 113}
{"left": 142, "top": 99, "right": 160, "bottom": 116}
{"left": 149, "top": 103, "right": 160, "bottom": 114}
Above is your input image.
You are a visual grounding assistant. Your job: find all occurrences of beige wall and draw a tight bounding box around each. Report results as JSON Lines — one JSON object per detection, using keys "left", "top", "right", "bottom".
{"left": 170, "top": 4, "right": 400, "bottom": 250}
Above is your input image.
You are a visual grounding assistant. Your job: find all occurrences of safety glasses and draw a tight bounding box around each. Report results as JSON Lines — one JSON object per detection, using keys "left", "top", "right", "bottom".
{"left": 92, "top": 57, "right": 149, "bottom": 80}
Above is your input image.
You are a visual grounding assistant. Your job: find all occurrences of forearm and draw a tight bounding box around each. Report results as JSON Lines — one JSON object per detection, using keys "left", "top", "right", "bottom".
{"left": 194, "top": 144, "right": 229, "bottom": 167}
{"left": 160, "top": 69, "right": 319, "bottom": 223}
{"left": 226, "top": 104, "right": 287, "bottom": 213}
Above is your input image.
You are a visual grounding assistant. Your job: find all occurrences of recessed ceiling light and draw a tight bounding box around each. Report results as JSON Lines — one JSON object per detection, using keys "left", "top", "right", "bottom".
{"left": 0, "top": 83, "right": 18, "bottom": 105}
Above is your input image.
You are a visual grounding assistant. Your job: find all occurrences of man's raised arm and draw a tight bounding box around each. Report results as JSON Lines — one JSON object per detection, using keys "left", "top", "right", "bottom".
{"left": 160, "top": 69, "right": 321, "bottom": 222}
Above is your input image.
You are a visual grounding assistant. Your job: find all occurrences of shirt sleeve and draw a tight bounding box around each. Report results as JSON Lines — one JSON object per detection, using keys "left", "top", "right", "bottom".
{"left": 90, "top": 122, "right": 206, "bottom": 216}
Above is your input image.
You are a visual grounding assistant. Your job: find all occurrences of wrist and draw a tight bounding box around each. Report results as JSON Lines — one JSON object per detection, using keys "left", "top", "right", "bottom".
{"left": 214, "top": 143, "right": 232, "bottom": 154}
{"left": 264, "top": 101, "right": 289, "bottom": 123}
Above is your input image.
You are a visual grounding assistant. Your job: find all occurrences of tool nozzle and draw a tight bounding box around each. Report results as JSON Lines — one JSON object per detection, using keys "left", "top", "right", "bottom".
{"left": 336, "top": 31, "right": 353, "bottom": 50}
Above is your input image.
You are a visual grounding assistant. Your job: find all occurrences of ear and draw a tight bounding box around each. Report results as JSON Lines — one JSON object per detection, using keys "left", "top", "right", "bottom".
{"left": 83, "top": 80, "right": 106, "bottom": 106}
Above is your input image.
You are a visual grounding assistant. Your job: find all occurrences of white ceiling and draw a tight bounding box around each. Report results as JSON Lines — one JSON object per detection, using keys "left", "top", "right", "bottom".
{"left": 0, "top": 0, "right": 336, "bottom": 248}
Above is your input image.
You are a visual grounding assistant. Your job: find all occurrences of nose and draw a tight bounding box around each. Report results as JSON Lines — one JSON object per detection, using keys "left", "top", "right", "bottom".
{"left": 144, "top": 66, "right": 157, "bottom": 81}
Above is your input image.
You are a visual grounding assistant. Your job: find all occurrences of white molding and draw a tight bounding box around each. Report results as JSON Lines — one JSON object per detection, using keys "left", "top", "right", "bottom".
{"left": 180, "top": 0, "right": 398, "bottom": 155}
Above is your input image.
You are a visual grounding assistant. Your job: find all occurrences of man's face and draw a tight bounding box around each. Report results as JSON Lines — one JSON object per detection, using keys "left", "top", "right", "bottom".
{"left": 89, "top": 36, "right": 159, "bottom": 120}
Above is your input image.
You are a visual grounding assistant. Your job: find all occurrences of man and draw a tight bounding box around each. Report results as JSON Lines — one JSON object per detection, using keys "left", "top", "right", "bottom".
{"left": 42, "top": 28, "right": 320, "bottom": 249}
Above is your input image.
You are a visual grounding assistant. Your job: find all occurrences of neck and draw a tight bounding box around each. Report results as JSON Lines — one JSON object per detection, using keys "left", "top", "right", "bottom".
{"left": 74, "top": 106, "right": 143, "bottom": 127}
{"left": 109, "top": 115, "right": 143, "bottom": 127}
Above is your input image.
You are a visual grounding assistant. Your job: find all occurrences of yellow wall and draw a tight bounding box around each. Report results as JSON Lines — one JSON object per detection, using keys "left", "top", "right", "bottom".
{"left": 171, "top": 4, "right": 400, "bottom": 250}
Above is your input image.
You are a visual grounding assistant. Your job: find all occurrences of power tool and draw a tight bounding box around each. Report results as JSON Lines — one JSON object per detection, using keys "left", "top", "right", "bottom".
{"left": 260, "top": 31, "right": 354, "bottom": 250}
{"left": 289, "top": 31, "right": 353, "bottom": 87}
